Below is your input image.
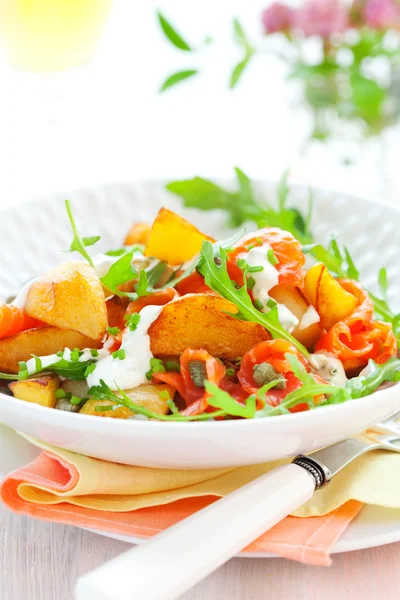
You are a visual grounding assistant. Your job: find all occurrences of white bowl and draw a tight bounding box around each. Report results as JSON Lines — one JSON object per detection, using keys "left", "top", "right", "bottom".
{"left": 0, "top": 180, "right": 399, "bottom": 469}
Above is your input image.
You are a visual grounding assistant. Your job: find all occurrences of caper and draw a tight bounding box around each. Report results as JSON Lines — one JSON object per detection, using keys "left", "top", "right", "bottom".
{"left": 253, "top": 362, "right": 286, "bottom": 390}
{"left": 188, "top": 360, "right": 207, "bottom": 388}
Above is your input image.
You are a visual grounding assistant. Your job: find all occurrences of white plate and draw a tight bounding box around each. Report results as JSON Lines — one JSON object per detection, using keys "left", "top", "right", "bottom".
{"left": 0, "top": 180, "right": 400, "bottom": 469}
{"left": 1, "top": 423, "right": 400, "bottom": 556}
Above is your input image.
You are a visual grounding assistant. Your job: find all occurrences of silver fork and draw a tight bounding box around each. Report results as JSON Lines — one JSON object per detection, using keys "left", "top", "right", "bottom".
{"left": 76, "top": 410, "right": 400, "bottom": 600}
{"left": 293, "top": 408, "right": 400, "bottom": 486}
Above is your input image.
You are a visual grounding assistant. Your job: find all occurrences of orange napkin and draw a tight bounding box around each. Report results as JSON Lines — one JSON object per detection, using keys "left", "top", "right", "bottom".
{"left": 0, "top": 443, "right": 362, "bottom": 566}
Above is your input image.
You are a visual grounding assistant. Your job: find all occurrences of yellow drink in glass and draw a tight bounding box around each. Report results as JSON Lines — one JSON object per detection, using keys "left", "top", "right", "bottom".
{"left": 0, "top": 0, "right": 112, "bottom": 72}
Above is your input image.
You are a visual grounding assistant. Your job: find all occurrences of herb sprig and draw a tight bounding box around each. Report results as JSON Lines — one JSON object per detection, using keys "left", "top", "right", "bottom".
{"left": 166, "top": 169, "right": 314, "bottom": 243}
{"left": 197, "top": 241, "right": 309, "bottom": 357}
{"left": 64, "top": 200, "right": 100, "bottom": 267}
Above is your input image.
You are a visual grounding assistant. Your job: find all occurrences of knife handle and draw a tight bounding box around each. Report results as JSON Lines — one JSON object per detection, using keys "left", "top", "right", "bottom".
{"left": 75, "top": 464, "right": 316, "bottom": 600}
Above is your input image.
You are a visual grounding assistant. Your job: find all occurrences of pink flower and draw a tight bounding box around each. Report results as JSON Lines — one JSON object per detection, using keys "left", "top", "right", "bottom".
{"left": 364, "top": 0, "right": 400, "bottom": 29}
{"left": 295, "top": 0, "right": 349, "bottom": 37}
{"left": 262, "top": 2, "right": 296, "bottom": 34}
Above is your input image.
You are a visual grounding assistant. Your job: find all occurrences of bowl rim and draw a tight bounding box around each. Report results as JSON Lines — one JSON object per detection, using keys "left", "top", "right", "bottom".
{"left": 1, "top": 178, "right": 400, "bottom": 430}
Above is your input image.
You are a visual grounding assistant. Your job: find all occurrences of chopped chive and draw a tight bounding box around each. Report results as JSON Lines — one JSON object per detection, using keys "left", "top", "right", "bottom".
{"left": 56, "top": 351, "right": 64, "bottom": 358}
{"left": 256, "top": 237, "right": 263, "bottom": 246}
{"left": 237, "top": 258, "right": 248, "bottom": 272}
{"left": 248, "top": 265, "right": 264, "bottom": 273}
{"left": 90, "top": 349, "right": 99, "bottom": 358}
{"left": 267, "top": 298, "right": 277, "bottom": 309}
{"left": 34, "top": 356, "right": 42, "bottom": 372}
{"left": 84, "top": 363, "right": 96, "bottom": 376}
{"left": 267, "top": 248, "right": 278, "bottom": 266}
{"left": 158, "top": 389, "right": 171, "bottom": 400}
{"left": 235, "top": 356, "right": 242, "bottom": 365}
{"left": 225, "top": 368, "right": 235, "bottom": 376}
{"left": 69, "top": 395, "right": 82, "bottom": 406}
{"left": 247, "top": 243, "right": 255, "bottom": 250}
{"left": 247, "top": 276, "right": 256, "bottom": 290}
{"left": 254, "top": 299, "right": 264, "bottom": 311}
{"left": 107, "top": 326, "right": 121, "bottom": 336}
{"left": 55, "top": 389, "right": 67, "bottom": 399}
{"left": 125, "top": 312, "right": 141, "bottom": 331}
{"left": 70, "top": 351, "right": 80, "bottom": 362}
{"left": 95, "top": 404, "right": 114, "bottom": 412}
{"left": 166, "top": 398, "right": 179, "bottom": 414}
{"left": 145, "top": 369, "right": 153, "bottom": 381}
{"left": 112, "top": 349, "right": 126, "bottom": 360}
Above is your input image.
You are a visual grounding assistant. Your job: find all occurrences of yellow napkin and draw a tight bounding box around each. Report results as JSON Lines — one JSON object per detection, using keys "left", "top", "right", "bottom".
{"left": 11, "top": 435, "right": 400, "bottom": 517}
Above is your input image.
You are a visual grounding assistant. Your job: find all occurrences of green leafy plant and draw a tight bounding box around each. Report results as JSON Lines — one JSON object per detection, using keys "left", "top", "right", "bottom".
{"left": 167, "top": 168, "right": 313, "bottom": 243}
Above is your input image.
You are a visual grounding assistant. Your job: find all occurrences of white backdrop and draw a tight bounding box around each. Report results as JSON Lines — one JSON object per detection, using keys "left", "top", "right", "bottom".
{"left": 0, "top": 0, "right": 398, "bottom": 206}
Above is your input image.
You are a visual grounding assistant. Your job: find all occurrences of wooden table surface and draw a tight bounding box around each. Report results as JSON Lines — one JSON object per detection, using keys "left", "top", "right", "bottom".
{"left": 1, "top": 503, "right": 399, "bottom": 600}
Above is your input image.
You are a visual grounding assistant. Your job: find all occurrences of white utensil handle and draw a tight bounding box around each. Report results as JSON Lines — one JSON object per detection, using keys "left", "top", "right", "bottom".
{"left": 75, "top": 464, "right": 315, "bottom": 600}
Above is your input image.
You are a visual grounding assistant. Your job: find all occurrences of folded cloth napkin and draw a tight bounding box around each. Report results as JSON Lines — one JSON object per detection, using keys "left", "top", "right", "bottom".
{"left": 2, "top": 436, "right": 400, "bottom": 566}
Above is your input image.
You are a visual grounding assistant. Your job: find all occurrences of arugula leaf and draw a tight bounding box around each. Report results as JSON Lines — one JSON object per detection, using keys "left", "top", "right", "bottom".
{"left": 197, "top": 241, "right": 309, "bottom": 357}
{"left": 378, "top": 267, "right": 389, "bottom": 301}
{"left": 166, "top": 169, "right": 314, "bottom": 242}
{"left": 160, "top": 70, "right": 198, "bottom": 92}
{"left": 157, "top": 11, "right": 192, "bottom": 51}
{"left": 89, "top": 380, "right": 226, "bottom": 421}
{"left": 136, "top": 270, "right": 149, "bottom": 297}
{"left": 100, "top": 251, "right": 138, "bottom": 296}
{"left": 146, "top": 261, "right": 168, "bottom": 288}
{"left": 64, "top": 200, "right": 99, "bottom": 267}
{"left": 4, "top": 354, "right": 97, "bottom": 382}
{"left": 81, "top": 236, "right": 101, "bottom": 247}
{"left": 205, "top": 381, "right": 256, "bottom": 418}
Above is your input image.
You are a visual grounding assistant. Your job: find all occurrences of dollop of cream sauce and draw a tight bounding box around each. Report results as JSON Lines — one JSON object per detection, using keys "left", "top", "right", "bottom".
{"left": 239, "top": 245, "right": 299, "bottom": 332}
{"left": 309, "top": 352, "right": 348, "bottom": 386}
{"left": 87, "top": 304, "right": 163, "bottom": 390}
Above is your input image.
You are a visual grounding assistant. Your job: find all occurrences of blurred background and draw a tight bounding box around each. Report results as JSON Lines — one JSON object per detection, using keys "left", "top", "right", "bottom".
{"left": 0, "top": 0, "right": 399, "bottom": 204}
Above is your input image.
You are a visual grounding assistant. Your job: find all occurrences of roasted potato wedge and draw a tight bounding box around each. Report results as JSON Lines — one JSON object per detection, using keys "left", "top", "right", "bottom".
{"left": 0, "top": 327, "right": 101, "bottom": 373}
{"left": 9, "top": 374, "right": 60, "bottom": 408}
{"left": 80, "top": 384, "right": 174, "bottom": 418}
{"left": 144, "top": 208, "right": 214, "bottom": 265}
{"left": 304, "top": 263, "right": 358, "bottom": 331}
{"left": 124, "top": 222, "right": 151, "bottom": 245}
{"left": 149, "top": 294, "right": 269, "bottom": 360}
{"left": 25, "top": 261, "right": 107, "bottom": 340}
{"left": 270, "top": 285, "right": 322, "bottom": 348}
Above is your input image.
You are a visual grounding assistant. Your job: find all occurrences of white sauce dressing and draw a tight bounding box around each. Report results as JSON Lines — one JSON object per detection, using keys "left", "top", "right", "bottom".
{"left": 25, "top": 346, "right": 109, "bottom": 375}
{"left": 309, "top": 352, "right": 347, "bottom": 386}
{"left": 12, "top": 278, "right": 39, "bottom": 309}
{"left": 86, "top": 304, "right": 163, "bottom": 390}
{"left": 240, "top": 245, "right": 299, "bottom": 332}
{"left": 298, "top": 305, "right": 320, "bottom": 330}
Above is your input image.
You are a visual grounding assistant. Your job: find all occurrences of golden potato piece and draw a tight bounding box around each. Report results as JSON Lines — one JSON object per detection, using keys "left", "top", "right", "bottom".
{"left": 80, "top": 384, "right": 174, "bottom": 418}
{"left": 9, "top": 374, "right": 60, "bottom": 408}
{"left": 79, "top": 399, "right": 132, "bottom": 419}
{"left": 0, "top": 327, "right": 101, "bottom": 373}
{"left": 304, "top": 263, "right": 358, "bottom": 331}
{"left": 124, "top": 222, "right": 151, "bottom": 245}
{"left": 270, "top": 285, "right": 322, "bottom": 349}
{"left": 149, "top": 294, "right": 269, "bottom": 360}
{"left": 25, "top": 261, "right": 107, "bottom": 340}
{"left": 144, "top": 208, "right": 214, "bottom": 265}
